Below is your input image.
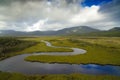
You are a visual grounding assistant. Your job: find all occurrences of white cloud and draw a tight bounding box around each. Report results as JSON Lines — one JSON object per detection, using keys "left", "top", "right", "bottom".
{"left": 69, "top": 5, "right": 103, "bottom": 24}
{"left": 26, "top": 18, "right": 72, "bottom": 31}
{"left": 25, "top": 5, "right": 105, "bottom": 31}
{"left": 0, "top": 21, "right": 7, "bottom": 29}
{"left": 26, "top": 19, "right": 48, "bottom": 31}
{"left": 0, "top": 0, "right": 119, "bottom": 31}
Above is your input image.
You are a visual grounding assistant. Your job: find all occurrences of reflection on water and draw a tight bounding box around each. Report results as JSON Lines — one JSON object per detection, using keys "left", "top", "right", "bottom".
{"left": 0, "top": 54, "right": 120, "bottom": 75}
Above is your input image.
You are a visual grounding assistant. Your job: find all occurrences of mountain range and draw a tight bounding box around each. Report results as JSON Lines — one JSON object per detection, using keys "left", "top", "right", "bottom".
{"left": 0, "top": 26, "right": 120, "bottom": 37}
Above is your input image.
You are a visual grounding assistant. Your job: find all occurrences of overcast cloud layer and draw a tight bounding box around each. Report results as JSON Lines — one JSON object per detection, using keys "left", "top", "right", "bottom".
{"left": 0, "top": 0, "right": 119, "bottom": 31}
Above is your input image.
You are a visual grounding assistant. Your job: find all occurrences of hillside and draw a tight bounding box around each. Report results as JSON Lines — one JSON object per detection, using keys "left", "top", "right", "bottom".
{"left": 82, "top": 27, "right": 120, "bottom": 37}
{"left": 0, "top": 26, "right": 99, "bottom": 36}
{"left": 0, "top": 26, "right": 119, "bottom": 37}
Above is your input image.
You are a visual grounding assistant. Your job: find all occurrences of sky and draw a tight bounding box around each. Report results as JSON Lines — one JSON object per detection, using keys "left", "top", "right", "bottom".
{"left": 0, "top": 0, "right": 119, "bottom": 31}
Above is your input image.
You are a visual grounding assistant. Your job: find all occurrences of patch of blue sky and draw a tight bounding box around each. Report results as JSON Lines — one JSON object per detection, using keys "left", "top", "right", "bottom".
{"left": 81, "top": 0, "right": 112, "bottom": 7}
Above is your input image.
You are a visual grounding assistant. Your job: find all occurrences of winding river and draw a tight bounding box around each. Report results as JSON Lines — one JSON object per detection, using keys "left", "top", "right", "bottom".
{"left": 0, "top": 40, "right": 120, "bottom": 76}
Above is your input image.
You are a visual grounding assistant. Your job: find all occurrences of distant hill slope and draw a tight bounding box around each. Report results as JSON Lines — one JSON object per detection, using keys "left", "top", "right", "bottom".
{"left": 0, "top": 26, "right": 99, "bottom": 36}
{"left": 109, "top": 27, "right": 120, "bottom": 31}
{"left": 80, "top": 27, "right": 120, "bottom": 37}
{"left": 56, "top": 26, "right": 99, "bottom": 35}
{"left": 0, "top": 26, "right": 119, "bottom": 37}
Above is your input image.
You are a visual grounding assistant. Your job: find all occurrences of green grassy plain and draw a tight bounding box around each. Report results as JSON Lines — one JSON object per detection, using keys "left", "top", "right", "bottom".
{"left": 25, "top": 37, "right": 120, "bottom": 65}
{"left": 18, "top": 36, "right": 73, "bottom": 53}
{"left": 0, "top": 71, "right": 120, "bottom": 80}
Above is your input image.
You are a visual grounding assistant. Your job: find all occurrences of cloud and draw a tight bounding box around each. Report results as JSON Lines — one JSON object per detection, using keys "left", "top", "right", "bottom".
{"left": 26, "top": 18, "right": 73, "bottom": 31}
{"left": 98, "top": 0, "right": 120, "bottom": 29}
{"left": 69, "top": 6, "right": 103, "bottom": 24}
{"left": 0, "top": 0, "right": 119, "bottom": 31}
{"left": 25, "top": 5, "right": 102, "bottom": 31}
{"left": 26, "top": 19, "right": 48, "bottom": 31}
{"left": 0, "top": 21, "right": 7, "bottom": 29}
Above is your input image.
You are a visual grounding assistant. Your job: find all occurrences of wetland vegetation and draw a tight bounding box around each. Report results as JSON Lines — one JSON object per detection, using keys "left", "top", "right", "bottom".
{"left": 0, "top": 36, "right": 120, "bottom": 80}
{"left": 0, "top": 37, "right": 37, "bottom": 60}
{"left": 25, "top": 37, "right": 120, "bottom": 66}
{"left": 0, "top": 71, "right": 120, "bottom": 80}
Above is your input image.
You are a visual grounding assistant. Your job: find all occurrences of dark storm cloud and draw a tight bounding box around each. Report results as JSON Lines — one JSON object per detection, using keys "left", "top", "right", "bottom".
{"left": 0, "top": 0, "right": 44, "bottom": 6}
{"left": 0, "top": 0, "right": 82, "bottom": 5}
{"left": 99, "top": 0, "right": 120, "bottom": 22}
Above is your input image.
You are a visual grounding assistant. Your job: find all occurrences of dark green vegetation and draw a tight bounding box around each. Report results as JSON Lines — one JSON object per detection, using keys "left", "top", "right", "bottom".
{"left": 0, "top": 37, "right": 72, "bottom": 60}
{"left": 26, "top": 37, "right": 120, "bottom": 65}
{"left": 0, "top": 71, "right": 120, "bottom": 80}
{"left": 0, "top": 37, "right": 37, "bottom": 60}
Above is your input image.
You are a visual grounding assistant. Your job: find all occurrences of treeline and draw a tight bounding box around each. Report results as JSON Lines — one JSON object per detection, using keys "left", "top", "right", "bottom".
{"left": 0, "top": 37, "right": 37, "bottom": 60}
